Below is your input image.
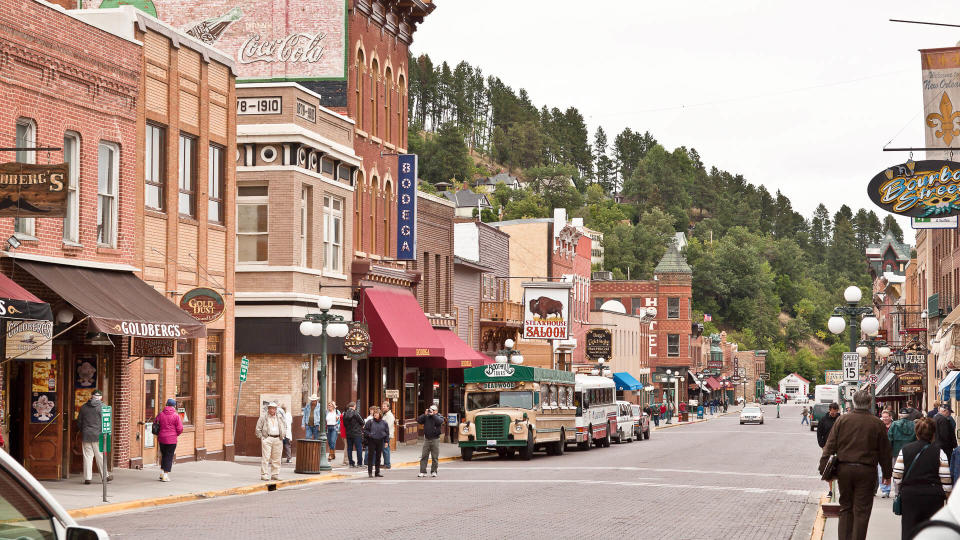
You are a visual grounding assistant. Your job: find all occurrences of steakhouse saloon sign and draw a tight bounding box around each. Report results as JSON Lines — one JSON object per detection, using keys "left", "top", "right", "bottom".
{"left": 522, "top": 282, "right": 572, "bottom": 340}
{"left": 868, "top": 160, "right": 960, "bottom": 218}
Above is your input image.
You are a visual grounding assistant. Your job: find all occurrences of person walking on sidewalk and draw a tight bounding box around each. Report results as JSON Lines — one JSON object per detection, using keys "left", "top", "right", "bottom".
{"left": 363, "top": 409, "right": 389, "bottom": 478}
{"left": 77, "top": 390, "right": 111, "bottom": 485}
{"left": 935, "top": 405, "right": 958, "bottom": 467}
{"left": 819, "top": 389, "right": 892, "bottom": 540}
{"left": 651, "top": 404, "right": 659, "bottom": 427}
{"left": 893, "top": 416, "right": 953, "bottom": 538}
{"left": 418, "top": 405, "right": 445, "bottom": 478}
{"left": 325, "top": 401, "right": 340, "bottom": 462}
{"left": 381, "top": 401, "right": 395, "bottom": 470}
{"left": 279, "top": 403, "right": 293, "bottom": 464}
{"left": 342, "top": 402, "right": 365, "bottom": 467}
{"left": 818, "top": 402, "right": 841, "bottom": 499}
{"left": 878, "top": 409, "right": 894, "bottom": 498}
{"left": 155, "top": 398, "right": 183, "bottom": 482}
{"left": 301, "top": 394, "right": 322, "bottom": 441}
{"left": 255, "top": 402, "right": 286, "bottom": 481}
{"left": 888, "top": 408, "right": 917, "bottom": 495}
{"left": 801, "top": 406, "right": 810, "bottom": 427}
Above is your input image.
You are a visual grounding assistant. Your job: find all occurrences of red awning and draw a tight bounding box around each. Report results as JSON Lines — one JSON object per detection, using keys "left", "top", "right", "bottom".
{"left": 705, "top": 377, "right": 722, "bottom": 391}
{"left": 0, "top": 272, "right": 51, "bottom": 320}
{"left": 430, "top": 329, "right": 492, "bottom": 368}
{"left": 359, "top": 287, "right": 444, "bottom": 358}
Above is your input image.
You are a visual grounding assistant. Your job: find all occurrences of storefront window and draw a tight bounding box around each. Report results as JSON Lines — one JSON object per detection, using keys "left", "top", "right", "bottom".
{"left": 404, "top": 367, "right": 417, "bottom": 420}
{"left": 205, "top": 332, "right": 222, "bottom": 421}
{"left": 176, "top": 339, "right": 194, "bottom": 424}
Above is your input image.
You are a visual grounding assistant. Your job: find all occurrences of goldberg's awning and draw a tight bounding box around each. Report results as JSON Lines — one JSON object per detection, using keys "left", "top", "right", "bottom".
{"left": 705, "top": 377, "right": 722, "bottom": 391}
{"left": 359, "top": 287, "right": 443, "bottom": 358}
{"left": 940, "top": 371, "right": 960, "bottom": 401}
{"left": 410, "top": 329, "right": 491, "bottom": 369}
{"left": 613, "top": 372, "right": 643, "bottom": 391}
{"left": 17, "top": 261, "right": 205, "bottom": 338}
{"left": 0, "top": 272, "right": 51, "bottom": 320}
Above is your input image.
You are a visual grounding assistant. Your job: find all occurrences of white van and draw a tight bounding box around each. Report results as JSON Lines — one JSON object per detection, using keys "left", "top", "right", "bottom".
{"left": 613, "top": 401, "right": 637, "bottom": 443}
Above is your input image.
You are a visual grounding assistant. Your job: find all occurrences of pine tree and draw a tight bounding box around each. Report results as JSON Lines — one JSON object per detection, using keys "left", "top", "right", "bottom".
{"left": 882, "top": 215, "right": 905, "bottom": 243}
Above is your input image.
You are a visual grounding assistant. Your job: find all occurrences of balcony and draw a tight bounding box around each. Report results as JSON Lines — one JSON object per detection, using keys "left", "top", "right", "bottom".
{"left": 480, "top": 300, "right": 523, "bottom": 327}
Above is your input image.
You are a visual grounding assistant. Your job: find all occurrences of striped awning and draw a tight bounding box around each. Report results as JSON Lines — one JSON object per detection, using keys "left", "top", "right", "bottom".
{"left": 940, "top": 370, "right": 960, "bottom": 401}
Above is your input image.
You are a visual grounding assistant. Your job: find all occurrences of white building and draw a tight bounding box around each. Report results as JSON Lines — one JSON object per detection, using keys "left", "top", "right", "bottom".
{"left": 778, "top": 373, "right": 810, "bottom": 398}
{"left": 583, "top": 226, "right": 604, "bottom": 269}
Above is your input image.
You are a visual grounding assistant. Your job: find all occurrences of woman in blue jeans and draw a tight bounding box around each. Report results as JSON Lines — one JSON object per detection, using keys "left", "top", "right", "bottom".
{"left": 325, "top": 401, "right": 340, "bottom": 460}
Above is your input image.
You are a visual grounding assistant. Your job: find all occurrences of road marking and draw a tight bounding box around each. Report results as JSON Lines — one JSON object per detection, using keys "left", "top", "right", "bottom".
{"left": 658, "top": 430, "right": 817, "bottom": 435}
{"left": 446, "top": 466, "right": 819, "bottom": 479}
{"left": 357, "top": 478, "right": 811, "bottom": 497}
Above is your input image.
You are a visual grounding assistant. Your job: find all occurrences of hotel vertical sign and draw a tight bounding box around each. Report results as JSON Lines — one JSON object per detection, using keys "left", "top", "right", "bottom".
{"left": 396, "top": 154, "right": 418, "bottom": 261}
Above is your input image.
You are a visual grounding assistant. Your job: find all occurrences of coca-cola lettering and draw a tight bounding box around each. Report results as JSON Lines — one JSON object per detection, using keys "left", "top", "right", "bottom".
{"left": 239, "top": 32, "right": 326, "bottom": 65}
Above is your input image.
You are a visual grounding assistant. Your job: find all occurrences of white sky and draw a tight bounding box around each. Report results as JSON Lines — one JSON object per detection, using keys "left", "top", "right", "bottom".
{"left": 411, "top": 0, "right": 960, "bottom": 245}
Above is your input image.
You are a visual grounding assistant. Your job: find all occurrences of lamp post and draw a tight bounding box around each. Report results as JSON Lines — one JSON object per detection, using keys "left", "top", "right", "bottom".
{"left": 828, "top": 285, "right": 881, "bottom": 413}
{"left": 298, "top": 296, "right": 349, "bottom": 472}
{"left": 495, "top": 338, "right": 524, "bottom": 365}
{"left": 665, "top": 369, "right": 678, "bottom": 424}
{"left": 857, "top": 333, "right": 891, "bottom": 415}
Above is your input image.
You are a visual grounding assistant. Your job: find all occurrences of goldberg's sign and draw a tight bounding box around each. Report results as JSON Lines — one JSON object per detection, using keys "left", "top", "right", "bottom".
{"left": 91, "top": 0, "right": 346, "bottom": 83}
{"left": 585, "top": 329, "right": 612, "bottom": 360}
{"left": 522, "top": 282, "right": 572, "bottom": 340}
{"left": 6, "top": 319, "right": 53, "bottom": 360}
{"left": 867, "top": 160, "right": 960, "bottom": 217}
{"left": 115, "top": 321, "right": 185, "bottom": 338}
{"left": 179, "top": 288, "right": 226, "bottom": 323}
{"left": 0, "top": 162, "right": 68, "bottom": 217}
{"left": 396, "top": 154, "right": 418, "bottom": 261}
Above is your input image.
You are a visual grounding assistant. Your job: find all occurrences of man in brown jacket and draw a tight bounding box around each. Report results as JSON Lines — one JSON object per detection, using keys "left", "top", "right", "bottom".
{"left": 819, "top": 389, "right": 892, "bottom": 540}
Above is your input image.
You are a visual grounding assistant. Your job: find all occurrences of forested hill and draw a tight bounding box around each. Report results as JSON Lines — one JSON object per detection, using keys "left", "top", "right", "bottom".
{"left": 406, "top": 53, "right": 909, "bottom": 384}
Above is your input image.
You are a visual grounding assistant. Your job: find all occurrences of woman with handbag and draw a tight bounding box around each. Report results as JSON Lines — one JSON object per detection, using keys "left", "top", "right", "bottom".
{"left": 893, "top": 416, "right": 953, "bottom": 538}
{"left": 155, "top": 398, "right": 183, "bottom": 482}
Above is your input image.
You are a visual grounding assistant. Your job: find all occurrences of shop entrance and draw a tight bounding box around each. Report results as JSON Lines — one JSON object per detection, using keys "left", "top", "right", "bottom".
{"left": 9, "top": 355, "right": 64, "bottom": 480}
{"left": 143, "top": 373, "right": 160, "bottom": 466}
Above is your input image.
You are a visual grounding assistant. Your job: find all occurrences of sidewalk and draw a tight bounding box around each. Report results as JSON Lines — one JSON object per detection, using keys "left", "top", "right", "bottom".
{"left": 819, "top": 493, "right": 898, "bottom": 540}
{"left": 43, "top": 441, "right": 462, "bottom": 518}
{"left": 652, "top": 407, "right": 740, "bottom": 430}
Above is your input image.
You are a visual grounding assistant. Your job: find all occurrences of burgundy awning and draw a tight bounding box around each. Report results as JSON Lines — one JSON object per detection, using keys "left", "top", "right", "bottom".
{"left": 0, "top": 272, "right": 51, "bottom": 320}
{"left": 705, "top": 377, "right": 722, "bottom": 391}
{"left": 358, "top": 287, "right": 444, "bottom": 358}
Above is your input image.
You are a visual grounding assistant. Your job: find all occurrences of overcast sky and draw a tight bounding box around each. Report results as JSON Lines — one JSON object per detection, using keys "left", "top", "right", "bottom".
{"left": 411, "top": 0, "right": 960, "bottom": 244}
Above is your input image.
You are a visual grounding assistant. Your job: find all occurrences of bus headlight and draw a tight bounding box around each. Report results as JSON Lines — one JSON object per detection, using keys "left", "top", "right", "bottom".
{"left": 461, "top": 424, "right": 470, "bottom": 434}
{"left": 514, "top": 424, "right": 524, "bottom": 433}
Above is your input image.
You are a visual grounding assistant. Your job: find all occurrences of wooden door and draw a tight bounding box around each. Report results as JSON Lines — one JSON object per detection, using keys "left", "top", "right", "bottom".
{"left": 143, "top": 374, "right": 160, "bottom": 466}
{"left": 24, "top": 357, "right": 63, "bottom": 480}
{"left": 70, "top": 353, "right": 98, "bottom": 475}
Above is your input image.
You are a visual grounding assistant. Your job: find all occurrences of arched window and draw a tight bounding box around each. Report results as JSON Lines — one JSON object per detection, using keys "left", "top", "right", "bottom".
{"left": 371, "top": 58, "right": 379, "bottom": 139}
{"left": 383, "top": 179, "right": 392, "bottom": 256}
{"left": 355, "top": 48, "right": 365, "bottom": 130}
{"left": 370, "top": 175, "right": 379, "bottom": 254}
{"left": 354, "top": 170, "right": 364, "bottom": 252}
{"left": 398, "top": 74, "right": 406, "bottom": 148}
{"left": 384, "top": 66, "right": 393, "bottom": 144}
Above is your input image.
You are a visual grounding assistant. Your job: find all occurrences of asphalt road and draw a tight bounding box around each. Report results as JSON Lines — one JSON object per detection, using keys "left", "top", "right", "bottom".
{"left": 84, "top": 404, "right": 825, "bottom": 540}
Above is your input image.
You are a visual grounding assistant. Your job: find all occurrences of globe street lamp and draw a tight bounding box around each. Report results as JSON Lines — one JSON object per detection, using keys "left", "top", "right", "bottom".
{"left": 495, "top": 338, "right": 524, "bottom": 365}
{"left": 298, "top": 296, "right": 349, "bottom": 471}
{"left": 828, "top": 286, "right": 875, "bottom": 352}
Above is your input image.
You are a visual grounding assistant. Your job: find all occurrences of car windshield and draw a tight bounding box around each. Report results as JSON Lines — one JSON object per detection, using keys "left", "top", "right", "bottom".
{"left": 0, "top": 466, "right": 56, "bottom": 540}
{"left": 466, "top": 391, "right": 534, "bottom": 410}
{"left": 743, "top": 407, "right": 762, "bottom": 414}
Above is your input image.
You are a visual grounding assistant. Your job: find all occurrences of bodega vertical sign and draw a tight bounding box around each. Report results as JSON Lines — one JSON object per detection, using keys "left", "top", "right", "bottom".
{"left": 396, "top": 154, "right": 418, "bottom": 261}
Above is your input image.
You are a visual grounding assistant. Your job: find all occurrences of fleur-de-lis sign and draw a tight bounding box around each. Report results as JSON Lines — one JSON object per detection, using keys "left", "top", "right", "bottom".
{"left": 926, "top": 92, "right": 960, "bottom": 146}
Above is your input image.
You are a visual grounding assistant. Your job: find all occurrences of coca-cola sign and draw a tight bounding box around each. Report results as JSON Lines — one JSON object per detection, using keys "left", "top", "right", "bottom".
{"left": 239, "top": 33, "right": 327, "bottom": 65}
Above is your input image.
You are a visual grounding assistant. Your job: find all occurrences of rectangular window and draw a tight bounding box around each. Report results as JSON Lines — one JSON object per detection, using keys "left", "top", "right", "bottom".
{"left": 176, "top": 339, "right": 194, "bottom": 424}
{"left": 178, "top": 134, "right": 196, "bottom": 217}
{"left": 320, "top": 157, "right": 335, "bottom": 176}
{"left": 63, "top": 132, "right": 80, "bottom": 243}
{"left": 668, "top": 297, "right": 680, "bottom": 319}
{"left": 594, "top": 297, "right": 604, "bottom": 311}
{"left": 301, "top": 187, "right": 309, "bottom": 266}
{"left": 14, "top": 119, "right": 36, "bottom": 236}
{"left": 208, "top": 144, "right": 224, "bottom": 223}
{"left": 145, "top": 124, "right": 165, "bottom": 211}
{"left": 238, "top": 185, "right": 268, "bottom": 262}
{"left": 323, "top": 195, "right": 343, "bottom": 272}
{"left": 668, "top": 334, "right": 680, "bottom": 357}
{"left": 338, "top": 164, "right": 351, "bottom": 183}
{"left": 205, "top": 331, "right": 222, "bottom": 421}
{"left": 97, "top": 142, "right": 119, "bottom": 246}
{"left": 631, "top": 298, "right": 644, "bottom": 316}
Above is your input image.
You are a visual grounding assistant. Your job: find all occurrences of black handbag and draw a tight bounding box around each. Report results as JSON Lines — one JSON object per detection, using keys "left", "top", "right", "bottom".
{"left": 151, "top": 417, "right": 161, "bottom": 436}
{"left": 893, "top": 443, "right": 930, "bottom": 516}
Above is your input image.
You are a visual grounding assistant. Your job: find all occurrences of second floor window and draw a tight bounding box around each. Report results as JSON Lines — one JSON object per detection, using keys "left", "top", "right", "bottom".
{"left": 668, "top": 297, "right": 680, "bottom": 319}
{"left": 668, "top": 334, "right": 680, "bottom": 357}
{"left": 238, "top": 185, "right": 268, "bottom": 262}
{"left": 178, "top": 134, "right": 196, "bottom": 217}
{"left": 63, "top": 132, "right": 80, "bottom": 243}
{"left": 323, "top": 195, "right": 342, "bottom": 272}
{"left": 208, "top": 144, "right": 224, "bottom": 223}
{"left": 14, "top": 118, "right": 36, "bottom": 237}
{"left": 145, "top": 124, "right": 165, "bottom": 211}
{"left": 97, "top": 142, "right": 119, "bottom": 247}
{"left": 631, "top": 298, "right": 645, "bottom": 316}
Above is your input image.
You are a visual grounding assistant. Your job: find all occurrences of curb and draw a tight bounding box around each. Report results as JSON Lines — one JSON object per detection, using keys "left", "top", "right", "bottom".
{"left": 809, "top": 496, "right": 828, "bottom": 540}
{"left": 69, "top": 455, "right": 464, "bottom": 519}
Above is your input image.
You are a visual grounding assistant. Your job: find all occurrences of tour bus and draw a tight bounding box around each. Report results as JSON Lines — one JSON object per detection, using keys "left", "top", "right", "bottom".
{"left": 458, "top": 363, "right": 576, "bottom": 461}
{"left": 574, "top": 373, "right": 619, "bottom": 450}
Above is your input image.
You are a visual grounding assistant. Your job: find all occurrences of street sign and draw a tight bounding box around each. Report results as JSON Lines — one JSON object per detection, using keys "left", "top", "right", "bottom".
{"left": 867, "top": 374, "right": 879, "bottom": 384}
{"left": 99, "top": 405, "right": 112, "bottom": 453}
{"left": 842, "top": 353, "right": 860, "bottom": 382}
{"left": 912, "top": 215, "right": 959, "bottom": 229}
{"left": 759, "top": 373, "right": 770, "bottom": 381}
{"left": 239, "top": 355, "right": 249, "bottom": 382}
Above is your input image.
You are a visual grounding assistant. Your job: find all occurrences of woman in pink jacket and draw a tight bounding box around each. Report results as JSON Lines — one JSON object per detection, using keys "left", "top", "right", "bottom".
{"left": 156, "top": 398, "right": 183, "bottom": 482}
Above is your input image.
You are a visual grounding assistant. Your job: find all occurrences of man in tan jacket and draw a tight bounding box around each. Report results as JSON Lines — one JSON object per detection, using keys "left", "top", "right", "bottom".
{"left": 255, "top": 402, "right": 287, "bottom": 481}
{"left": 819, "top": 389, "right": 892, "bottom": 540}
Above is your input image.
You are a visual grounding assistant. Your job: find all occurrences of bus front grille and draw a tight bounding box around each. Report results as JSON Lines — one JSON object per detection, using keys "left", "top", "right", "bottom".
{"left": 476, "top": 415, "right": 508, "bottom": 440}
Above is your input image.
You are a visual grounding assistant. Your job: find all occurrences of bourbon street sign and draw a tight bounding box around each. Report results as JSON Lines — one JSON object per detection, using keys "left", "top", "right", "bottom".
{"left": 868, "top": 160, "right": 960, "bottom": 218}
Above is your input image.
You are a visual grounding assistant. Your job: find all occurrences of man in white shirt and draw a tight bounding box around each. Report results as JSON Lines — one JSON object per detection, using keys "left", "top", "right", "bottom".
{"left": 381, "top": 401, "right": 396, "bottom": 469}
{"left": 255, "top": 402, "right": 286, "bottom": 480}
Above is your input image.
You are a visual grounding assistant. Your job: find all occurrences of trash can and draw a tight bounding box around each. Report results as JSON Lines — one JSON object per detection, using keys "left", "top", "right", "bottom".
{"left": 680, "top": 411, "right": 689, "bottom": 423}
{"left": 294, "top": 439, "right": 322, "bottom": 474}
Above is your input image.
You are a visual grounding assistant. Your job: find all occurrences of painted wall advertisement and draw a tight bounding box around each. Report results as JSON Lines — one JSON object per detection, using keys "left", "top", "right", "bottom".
{"left": 522, "top": 282, "right": 572, "bottom": 340}
{"left": 396, "top": 154, "right": 418, "bottom": 261}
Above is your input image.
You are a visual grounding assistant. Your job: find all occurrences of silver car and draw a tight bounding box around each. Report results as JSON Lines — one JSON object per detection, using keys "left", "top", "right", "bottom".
{"left": 0, "top": 448, "right": 109, "bottom": 539}
{"left": 739, "top": 405, "right": 764, "bottom": 425}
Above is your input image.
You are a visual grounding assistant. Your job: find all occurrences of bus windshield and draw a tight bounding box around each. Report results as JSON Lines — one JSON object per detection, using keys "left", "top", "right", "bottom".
{"left": 467, "top": 391, "right": 534, "bottom": 410}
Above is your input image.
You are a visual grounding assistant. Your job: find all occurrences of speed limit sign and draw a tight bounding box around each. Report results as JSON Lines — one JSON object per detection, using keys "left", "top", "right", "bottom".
{"left": 842, "top": 353, "right": 860, "bottom": 382}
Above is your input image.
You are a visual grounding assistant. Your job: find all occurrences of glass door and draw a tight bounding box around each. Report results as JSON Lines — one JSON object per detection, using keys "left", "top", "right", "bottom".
{"left": 143, "top": 374, "right": 159, "bottom": 466}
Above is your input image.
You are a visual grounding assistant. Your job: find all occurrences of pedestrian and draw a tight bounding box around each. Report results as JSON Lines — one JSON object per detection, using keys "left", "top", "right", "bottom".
{"left": 342, "top": 402, "right": 365, "bottom": 467}
{"left": 935, "top": 405, "right": 958, "bottom": 466}
{"left": 928, "top": 401, "right": 940, "bottom": 419}
{"left": 893, "top": 416, "right": 953, "bottom": 538}
{"left": 77, "top": 389, "right": 112, "bottom": 485}
{"left": 340, "top": 414, "right": 348, "bottom": 466}
{"left": 878, "top": 410, "right": 893, "bottom": 498}
{"left": 279, "top": 402, "right": 293, "bottom": 464}
{"left": 888, "top": 408, "right": 917, "bottom": 494}
{"left": 818, "top": 402, "right": 841, "bottom": 499}
{"left": 652, "top": 404, "right": 660, "bottom": 427}
{"left": 363, "top": 408, "right": 389, "bottom": 478}
{"left": 418, "top": 405, "right": 445, "bottom": 478}
{"left": 801, "top": 406, "right": 810, "bottom": 426}
{"left": 904, "top": 401, "right": 923, "bottom": 422}
{"left": 819, "top": 390, "right": 892, "bottom": 540}
{"left": 301, "top": 394, "right": 322, "bottom": 441}
{"left": 723, "top": 400, "right": 728, "bottom": 413}
{"left": 325, "top": 401, "right": 341, "bottom": 461}
{"left": 155, "top": 398, "right": 183, "bottom": 482}
{"left": 363, "top": 405, "right": 379, "bottom": 466}
{"left": 381, "top": 401, "right": 395, "bottom": 470}
{"left": 255, "top": 402, "right": 286, "bottom": 481}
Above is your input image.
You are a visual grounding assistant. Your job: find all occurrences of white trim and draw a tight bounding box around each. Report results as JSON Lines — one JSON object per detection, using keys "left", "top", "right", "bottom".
{"left": 236, "top": 265, "right": 347, "bottom": 280}
{"left": 235, "top": 83, "right": 356, "bottom": 125}
{"left": 235, "top": 291, "right": 356, "bottom": 306}
{"left": 237, "top": 123, "right": 362, "bottom": 166}
{"left": 236, "top": 304, "right": 355, "bottom": 319}
{"left": 417, "top": 190, "right": 455, "bottom": 208}
{"left": 237, "top": 166, "right": 354, "bottom": 192}
{"left": 1, "top": 251, "right": 140, "bottom": 272}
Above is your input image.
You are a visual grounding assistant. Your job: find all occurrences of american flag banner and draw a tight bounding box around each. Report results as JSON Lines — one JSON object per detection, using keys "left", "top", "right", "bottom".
{"left": 703, "top": 314, "right": 712, "bottom": 322}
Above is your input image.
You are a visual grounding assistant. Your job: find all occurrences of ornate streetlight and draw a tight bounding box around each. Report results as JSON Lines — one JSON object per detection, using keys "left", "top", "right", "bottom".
{"left": 495, "top": 338, "right": 524, "bottom": 365}
{"left": 665, "top": 369, "right": 679, "bottom": 424}
{"left": 298, "top": 296, "right": 349, "bottom": 471}
{"left": 828, "top": 286, "right": 882, "bottom": 413}
{"left": 856, "top": 324, "right": 891, "bottom": 415}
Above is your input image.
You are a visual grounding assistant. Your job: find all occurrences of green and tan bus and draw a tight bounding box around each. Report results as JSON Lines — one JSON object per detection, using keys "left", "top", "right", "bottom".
{"left": 458, "top": 363, "right": 576, "bottom": 461}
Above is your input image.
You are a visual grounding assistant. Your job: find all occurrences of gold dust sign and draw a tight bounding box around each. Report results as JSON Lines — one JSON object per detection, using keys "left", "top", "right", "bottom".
{"left": 179, "top": 288, "right": 226, "bottom": 323}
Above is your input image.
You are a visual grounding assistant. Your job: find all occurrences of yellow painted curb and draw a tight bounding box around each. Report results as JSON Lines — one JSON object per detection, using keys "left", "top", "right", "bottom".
{"left": 810, "top": 496, "right": 828, "bottom": 540}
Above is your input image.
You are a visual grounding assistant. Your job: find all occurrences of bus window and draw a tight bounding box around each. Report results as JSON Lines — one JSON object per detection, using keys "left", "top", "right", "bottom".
{"left": 466, "top": 391, "right": 534, "bottom": 410}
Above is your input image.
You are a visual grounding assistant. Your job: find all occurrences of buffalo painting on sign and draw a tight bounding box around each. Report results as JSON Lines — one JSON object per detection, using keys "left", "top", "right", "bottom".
{"left": 522, "top": 283, "right": 572, "bottom": 340}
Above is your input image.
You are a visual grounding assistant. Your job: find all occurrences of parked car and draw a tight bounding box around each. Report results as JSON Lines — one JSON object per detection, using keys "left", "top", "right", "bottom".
{"left": 740, "top": 405, "right": 764, "bottom": 425}
{"left": 794, "top": 396, "right": 809, "bottom": 404}
{"left": 614, "top": 401, "right": 637, "bottom": 443}
{"left": 761, "top": 393, "right": 777, "bottom": 405}
{"left": 0, "top": 448, "right": 109, "bottom": 539}
{"left": 810, "top": 403, "right": 830, "bottom": 432}
{"left": 631, "top": 404, "right": 651, "bottom": 440}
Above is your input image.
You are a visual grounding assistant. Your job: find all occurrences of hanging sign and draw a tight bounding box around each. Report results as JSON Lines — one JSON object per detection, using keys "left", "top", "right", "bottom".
{"left": 824, "top": 370, "right": 843, "bottom": 385}
{"left": 344, "top": 322, "right": 371, "bottom": 359}
{"left": 396, "top": 154, "right": 418, "bottom": 261}
{"left": 0, "top": 162, "right": 68, "bottom": 217}
{"left": 585, "top": 329, "right": 612, "bottom": 360}
{"left": 522, "top": 282, "right": 572, "bottom": 340}
{"left": 7, "top": 320, "right": 53, "bottom": 361}
{"left": 179, "top": 288, "right": 226, "bottom": 323}
{"left": 867, "top": 160, "right": 960, "bottom": 218}
{"left": 130, "top": 337, "right": 175, "bottom": 357}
